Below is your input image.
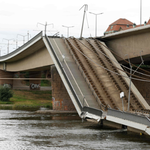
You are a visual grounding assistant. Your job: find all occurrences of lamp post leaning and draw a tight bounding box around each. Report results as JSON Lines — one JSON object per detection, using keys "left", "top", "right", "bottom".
{"left": 89, "top": 12, "right": 103, "bottom": 37}
{"left": 79, "top": 4, "right": 88, "bottom": 39}
{"left": 62, "top": 25, "right": 74, "bottom": 38}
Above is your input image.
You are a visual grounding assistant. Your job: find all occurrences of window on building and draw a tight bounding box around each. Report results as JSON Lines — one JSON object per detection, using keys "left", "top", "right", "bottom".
{"left": 133, "top": 23, "right": 136, "bottom": 28}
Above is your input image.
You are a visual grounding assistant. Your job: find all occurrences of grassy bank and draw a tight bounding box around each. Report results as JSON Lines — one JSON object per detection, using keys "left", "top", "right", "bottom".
{"left": 0, "top": 90, "right": 52, "bottom": 110}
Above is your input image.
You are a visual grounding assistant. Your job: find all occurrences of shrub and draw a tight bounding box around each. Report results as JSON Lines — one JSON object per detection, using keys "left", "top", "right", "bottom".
{"left": 0, "top": 86, "right": 13, "bottom": 102}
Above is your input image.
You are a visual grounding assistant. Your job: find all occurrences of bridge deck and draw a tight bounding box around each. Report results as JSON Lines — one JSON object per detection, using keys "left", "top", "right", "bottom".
{"left": 49, "top": 38, "right": 100, "bottom": 109}
{"left": 47, "top": 37, "right": 150, "bottom": 113}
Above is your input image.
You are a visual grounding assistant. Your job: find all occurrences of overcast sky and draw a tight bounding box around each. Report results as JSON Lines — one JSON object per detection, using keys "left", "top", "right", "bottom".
{"left": 0, "top": 0, "right": 150, "bottom": 55}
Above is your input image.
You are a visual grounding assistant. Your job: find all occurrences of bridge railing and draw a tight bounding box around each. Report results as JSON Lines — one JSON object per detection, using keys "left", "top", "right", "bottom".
{"left": 107, "top": 108, "right": 150, "bottom": 126}
{"left": 44, "top": 35, "right": 83, "bottom": 112}
{"left": 82, "top": 106, "right": 103, "bottom": 117}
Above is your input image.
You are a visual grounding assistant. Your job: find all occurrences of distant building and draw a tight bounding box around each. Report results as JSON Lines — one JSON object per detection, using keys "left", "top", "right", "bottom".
{"left": 104, "top": 18, "right": 150, "bottom": 35}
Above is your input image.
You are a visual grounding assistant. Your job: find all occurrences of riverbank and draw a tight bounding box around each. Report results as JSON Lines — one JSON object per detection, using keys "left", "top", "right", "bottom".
{"left": 0, "top": 89, "right": 52, "bottom": 110}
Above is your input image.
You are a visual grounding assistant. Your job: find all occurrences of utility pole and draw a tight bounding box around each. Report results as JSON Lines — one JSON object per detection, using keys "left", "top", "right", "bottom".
{"left": 62, "top": 25, "right": 74, "bottom": 37}
{"left": 79, "top": 4, "right": 88, "bottom": 39}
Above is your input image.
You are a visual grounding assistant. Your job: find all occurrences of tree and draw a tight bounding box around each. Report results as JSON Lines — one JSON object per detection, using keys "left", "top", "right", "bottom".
{"left": 0, "top": 86, "right": 13, "bottom": 101}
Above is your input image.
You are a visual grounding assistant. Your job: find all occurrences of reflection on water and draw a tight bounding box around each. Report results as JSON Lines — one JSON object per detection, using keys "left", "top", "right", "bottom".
{"left": 0, "top": 110, "right": 150, "bottom": 150}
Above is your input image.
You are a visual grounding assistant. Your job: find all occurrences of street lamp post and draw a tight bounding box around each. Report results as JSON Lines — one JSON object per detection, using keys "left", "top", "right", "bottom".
{"left": 89, "top": 12, "right": 103, "bottom": 37}
{"left": 79, "top": 4, "right": 88, "bottom": 39}
{"left": 3, "top": 39, "right": 14, "bottom": 54}
{"left": 13, "top": 39, "right": 18, "bottom": 49}
{"left": 17, "top": 34, "right": 28, "bottom": 45}
{"left": 62, "top": 25, "right": 74, "bottom": 37}
{"left": 27, "top": 31, "right": 31, "bottom": 41}
{"left": 140, "top": 0, "right": 142, "bottom": 26}
{"left": 37, "top": 22, "right": 54, "bottom": 35}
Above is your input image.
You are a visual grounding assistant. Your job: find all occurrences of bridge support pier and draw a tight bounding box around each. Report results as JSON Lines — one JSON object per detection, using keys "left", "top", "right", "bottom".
{"left": 29, "top": 71, "right": 41, "bottom": 90}
{"left": 51, "top": 65, "right": 76, "bottom": 111}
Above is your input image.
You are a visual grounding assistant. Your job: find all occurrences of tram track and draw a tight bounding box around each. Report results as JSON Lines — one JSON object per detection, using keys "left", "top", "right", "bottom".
{"left": 64, "top": 37, "right": 149, "bottom": 112}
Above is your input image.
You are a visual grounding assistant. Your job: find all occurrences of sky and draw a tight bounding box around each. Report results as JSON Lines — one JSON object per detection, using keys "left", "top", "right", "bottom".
{"left": 0, "top": 0, "right": 150, "bottom": 55}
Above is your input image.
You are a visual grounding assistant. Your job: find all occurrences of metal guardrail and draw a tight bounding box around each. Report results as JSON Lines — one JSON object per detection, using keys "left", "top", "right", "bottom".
{"left": 134, "top": 109, "right": 150, "bottom": 116}
{"left": 44, "top": 35, "right": 83, "bottom": 111}
{"left": 107, "top": 108, "right": 150, "bottom": 126}
{"left": 0, "top": 31, "right": 43, "bottom": 61}
{"left": 82, "top": 106, "right": 103, "bottom": 117}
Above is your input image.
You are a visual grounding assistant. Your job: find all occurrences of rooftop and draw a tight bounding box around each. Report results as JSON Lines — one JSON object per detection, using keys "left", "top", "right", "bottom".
{"left": 104, "top": 18, "right": 150, "bottom": 35}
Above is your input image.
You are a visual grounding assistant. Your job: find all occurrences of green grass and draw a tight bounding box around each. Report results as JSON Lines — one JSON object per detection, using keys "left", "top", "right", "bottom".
{"left": 0, "top": 101, "right": 13, "bottom": 104}
{"left": 41, "top": 80, "right": 51, "bottom": 86}
{"left": 0, "top": 90, "right": 52, "bottom": 110}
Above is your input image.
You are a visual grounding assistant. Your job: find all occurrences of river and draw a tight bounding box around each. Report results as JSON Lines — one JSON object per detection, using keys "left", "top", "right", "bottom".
{"left": 0, "top": 110, "right": 150, "bottom": 150}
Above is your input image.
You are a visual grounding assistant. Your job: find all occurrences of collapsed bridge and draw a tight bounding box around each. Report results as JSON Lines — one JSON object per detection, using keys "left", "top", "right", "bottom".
{"left": 44, "top": 35, "right": 150, "bottom": 135}
{"left": 1, "top": 30, "right": 150, "bottom": 135}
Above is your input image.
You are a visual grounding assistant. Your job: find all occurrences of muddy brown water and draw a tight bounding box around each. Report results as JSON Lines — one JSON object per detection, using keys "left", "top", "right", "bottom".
{"left": 0, "top": 110, "right": 150, "bottom": 150}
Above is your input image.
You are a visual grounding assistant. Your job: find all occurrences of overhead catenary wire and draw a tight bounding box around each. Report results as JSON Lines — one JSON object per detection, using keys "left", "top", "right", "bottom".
{"left": 98, "top": 37, "right": 150, "bottom": 75}
{"left": 75, "top": 37, "right": 148, "bottom": 80}
{"left": 78, "top": 37, "right": 150, "bottom": 79}
{"left": 98, "top": 39, "right": 150, "bottom": 77}
{"left": 95, "top": 39, "right": 149, "bottom": 76}
{"left": 68, "top": 38, "right": 150, "bottom": 82}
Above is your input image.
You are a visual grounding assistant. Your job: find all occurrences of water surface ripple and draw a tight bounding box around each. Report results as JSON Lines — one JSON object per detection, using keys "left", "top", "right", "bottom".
{"left": 0, "top": 110, "right": 150, "bottom": 150}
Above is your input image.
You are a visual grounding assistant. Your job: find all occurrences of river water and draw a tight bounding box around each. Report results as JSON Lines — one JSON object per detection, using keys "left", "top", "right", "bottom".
{"left": 0, "top": 110, "right": 150, "bottom": 150}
